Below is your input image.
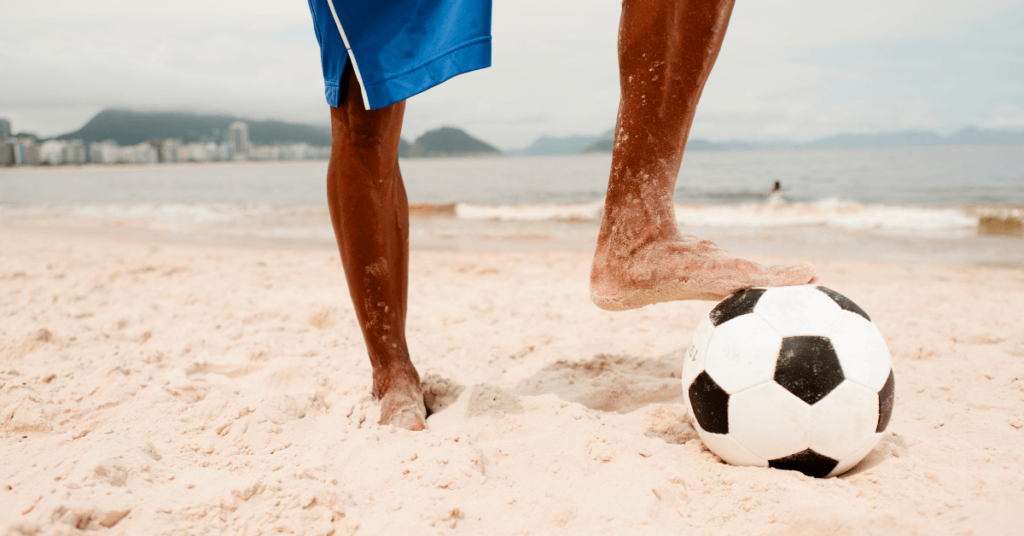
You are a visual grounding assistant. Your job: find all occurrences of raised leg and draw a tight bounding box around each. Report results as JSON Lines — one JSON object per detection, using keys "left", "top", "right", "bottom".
{"left": 327, "top": 72, "right": 425, "bottom": 430}
{"left": 591, "top": 0, "right": 817, "bottom": 310}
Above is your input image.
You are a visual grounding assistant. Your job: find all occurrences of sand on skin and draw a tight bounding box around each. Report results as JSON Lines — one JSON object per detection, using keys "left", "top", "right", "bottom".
{"left": 2, "top": 227, "right": 1024, "bottom": 535}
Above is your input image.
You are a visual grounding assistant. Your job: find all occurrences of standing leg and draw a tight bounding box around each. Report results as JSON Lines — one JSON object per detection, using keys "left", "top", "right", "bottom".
{"left": 327, "top": 71, "right": 425, "bottom": 430}
{"left": 591, "top": 0, "right": 817, "bottom": 310}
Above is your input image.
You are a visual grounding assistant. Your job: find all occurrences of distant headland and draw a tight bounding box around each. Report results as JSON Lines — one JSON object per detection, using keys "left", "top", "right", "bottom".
{"left": 56, "top": 109, "right": 332, "bottom": 147}
{"left": 401, "top": 127, "right": 501, "bottom": 158}
{"left": 0, "top": 110, "right": 502, "bottom": 167}
{"left": 512, "top": 126, "right": 1024, "bottom": 156}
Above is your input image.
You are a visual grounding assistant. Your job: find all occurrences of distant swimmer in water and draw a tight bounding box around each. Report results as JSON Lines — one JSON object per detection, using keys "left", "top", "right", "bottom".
{"left": 768, "top": 180, "right": 784, "bottom": 204}
{"left": 306, "top": 0, "right": 818, "bottom": 429}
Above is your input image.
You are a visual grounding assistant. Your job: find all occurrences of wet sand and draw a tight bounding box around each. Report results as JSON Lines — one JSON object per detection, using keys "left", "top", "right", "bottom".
{"left": 3, "top": 209, "right": 1023, "bottom": 268}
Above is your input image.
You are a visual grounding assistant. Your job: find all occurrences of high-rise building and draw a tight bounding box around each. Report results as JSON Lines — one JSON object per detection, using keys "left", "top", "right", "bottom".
{"left": 66, "top": 140, "right": 87, "bottom": 165}
{"left": 13, "top": 137, "right": 41, "bottom": 166}
{"left": 0, "top": 142, "right": 14, "bottom": 166}
{"left": 154, "top": 139, "right": 181, "bottom": 163}
{"left": 226, "top": 121, "right": 250, "bottom": 160}
{"left": 0, "top": 118, "right": 11, "bottom": 140}
{"left": 89, "top": 140, "right": 120, "bottom": 164}
{"left": 40, "top": 140, "right": 67, "bottom": 166}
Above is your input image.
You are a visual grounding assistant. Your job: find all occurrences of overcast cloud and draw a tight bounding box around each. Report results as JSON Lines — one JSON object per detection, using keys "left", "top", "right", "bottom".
{"left": 2, "top": 0, "right": 1022, "bottom": 149}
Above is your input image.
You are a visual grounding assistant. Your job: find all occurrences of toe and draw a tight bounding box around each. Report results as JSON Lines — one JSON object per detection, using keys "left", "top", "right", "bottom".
{"left": 799, "top": 261, "right": 819, "bottom": 284}
{"left": 772, "top": 261, "right": 818, "bottom": 287}
{"left": 380, "top": 405, "right": 427, "bottom": 431}
{"left": 389, "top": 408, "right": 427, "bottom": 431}
{"left": 379, "top": 390, "right": 428, "bottom": 431}
{"left": 746, "top": 262, "right": 815, "bottom": 290}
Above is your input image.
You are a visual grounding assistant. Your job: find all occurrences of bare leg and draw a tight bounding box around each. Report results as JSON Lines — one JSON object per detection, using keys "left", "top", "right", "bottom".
{"left": 327, "top": 73, "right": 425, "bottom": 430}
{"left": 591, "top": 0, "right": 817, "bottom": 310}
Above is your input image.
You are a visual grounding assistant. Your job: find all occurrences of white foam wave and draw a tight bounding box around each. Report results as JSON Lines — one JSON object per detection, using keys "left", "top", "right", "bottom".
{"left": 455, "top": 202, "right": 604, "bottom": 221}
{"left": 456, "top": 198, "right": 979, "bottom": 231}
{"left": 0, "top": 199, "right": 983, "bottom": 232}
{"left": 676, "top": 199, "right": 977, "bottom": 230}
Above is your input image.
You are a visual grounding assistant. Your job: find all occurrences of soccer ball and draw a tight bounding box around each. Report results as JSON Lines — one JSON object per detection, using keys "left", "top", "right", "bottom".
{"left": 682, "top": 285, "right": 895, "bottom": 478}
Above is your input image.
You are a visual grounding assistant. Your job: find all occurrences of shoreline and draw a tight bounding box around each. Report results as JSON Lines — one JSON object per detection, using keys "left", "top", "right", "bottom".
{"left": 3, "top": 209, "right": 1022, "bottom": 268}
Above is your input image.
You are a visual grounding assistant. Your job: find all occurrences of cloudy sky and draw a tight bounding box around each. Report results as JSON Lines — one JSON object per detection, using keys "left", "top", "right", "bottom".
{"left": 2, "top": 0, "right": 1022, "bottom": 149}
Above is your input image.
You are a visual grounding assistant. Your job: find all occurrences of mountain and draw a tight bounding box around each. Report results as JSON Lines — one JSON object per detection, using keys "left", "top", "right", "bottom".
{"left": 947, "top": 127, "right": 1024, "bottom": 145}
{"left": 406, "top": 127, "right": 501, "bottom": 157}
{"left": 686, "top": 139, "right": 725, "bottom": 151}
{"left": 582, "top": 137, "right": 614, "bottom": 153}
{"left": 803, "top": 130, "right": 945, "bottom": 148}
{"left": 521, "top": 126, "right": 1023, "bottom": 155}
{"left": 57, "top": 109, "right": 332, "bottom": 146}
{"left": 56, "top": 109, "right": 1024, "bottom": 154}
{"left": 510, "top": 129, "right": 615, "bottom": 156}
{"left": 803, "top": 127, "right": 1024, "bottom": 148}
{"left": 714, "top": 138, "right": 797, "bottom": 150}
{"left": 582, "top": 135, "right": 723, "bottom": 153}
{"left": 54, "top": 110, "right": 503, "bottom": 157}
{"left": 516, "top": 128, "right": 722, "bottom": 155}
{"left": 509, "top": 135, "right": 603, "bottom": 156}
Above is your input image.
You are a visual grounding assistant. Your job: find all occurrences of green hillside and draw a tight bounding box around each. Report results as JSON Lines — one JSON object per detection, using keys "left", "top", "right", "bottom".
{"left": 407, "top": 127, "right": 501, "bottom": 157}
{"left": 57, "top": 109, "right": 332, "bottom": 146}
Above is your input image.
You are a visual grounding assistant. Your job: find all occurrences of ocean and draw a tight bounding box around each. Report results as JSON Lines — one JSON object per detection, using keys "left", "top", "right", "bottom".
{"left": 2, "top": 145, "right": 1022, "bottom": 266}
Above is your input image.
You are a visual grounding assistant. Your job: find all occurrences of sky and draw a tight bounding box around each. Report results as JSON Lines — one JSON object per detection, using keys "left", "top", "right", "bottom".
{"left": 2, "top": 0, "right": 1023, "bottom": 150}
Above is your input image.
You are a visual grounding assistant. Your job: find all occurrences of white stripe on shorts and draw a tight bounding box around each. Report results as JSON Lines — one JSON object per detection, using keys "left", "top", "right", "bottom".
{"left": 326, "top": 0, "right": 372, "bottom": 110}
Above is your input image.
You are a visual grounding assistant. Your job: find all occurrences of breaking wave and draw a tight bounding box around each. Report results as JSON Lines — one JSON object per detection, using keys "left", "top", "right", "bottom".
{"left": 455, "top": 198, "right": 988, "bottom": 231}
{"left": 3, "top": 200, "right": 1019, "bottom": 235}
{"left": 455, "top": 202, "right": 604, "bottom": 221}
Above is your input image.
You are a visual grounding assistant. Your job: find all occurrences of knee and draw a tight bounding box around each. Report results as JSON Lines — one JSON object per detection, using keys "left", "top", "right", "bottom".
{"left": 332, "top": 124, "right": 390, "bottom": 155}
{"left": 327, "top": 105, "right": 405, "bottom": 191}
{"left": 330, "top": 106, "right": 402, "bottom": 155}
{"left": 327, "top": 137, "right": 402, "bottom": 192}
{"left": 332, "top": 131, "right": 403, "bottom": 180}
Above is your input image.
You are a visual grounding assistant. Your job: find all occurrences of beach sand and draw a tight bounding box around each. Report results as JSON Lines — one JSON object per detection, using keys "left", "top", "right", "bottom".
{"left": 2, "top": 225, "right": 1024, "bottom": 535}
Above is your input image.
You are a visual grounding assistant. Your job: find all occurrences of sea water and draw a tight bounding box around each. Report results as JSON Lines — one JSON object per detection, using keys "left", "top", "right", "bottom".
{"left": 1, "top": 146, "right": 1021, "bottom": 266}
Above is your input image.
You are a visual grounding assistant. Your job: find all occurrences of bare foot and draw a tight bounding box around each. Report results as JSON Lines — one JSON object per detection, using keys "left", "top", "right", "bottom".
{"left": 375, "top": 371, "right": 427, "bottom": 431}
{"left": 591, "top": 233, "right": 817, "bottom": 311}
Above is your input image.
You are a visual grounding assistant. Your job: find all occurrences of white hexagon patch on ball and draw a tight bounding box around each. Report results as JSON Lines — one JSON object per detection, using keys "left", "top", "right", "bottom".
{"left": 682, "top": 285, "right": 895, "bottom": 478}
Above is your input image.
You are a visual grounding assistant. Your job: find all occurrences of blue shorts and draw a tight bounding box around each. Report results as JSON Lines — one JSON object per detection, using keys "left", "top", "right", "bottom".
{"left": 307, "top": 0, "right": 493, "bottom": 110}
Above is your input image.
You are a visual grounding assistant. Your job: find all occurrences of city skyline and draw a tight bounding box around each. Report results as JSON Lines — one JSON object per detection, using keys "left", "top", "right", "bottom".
{"left": 0, "top": 116, "right": 331, "bottom": 167}
{"left": 2, "top": 1, "right": 1023, "bottom": 149}
{"left": 2, "top": 107, "right": 1022, "bottom": 169}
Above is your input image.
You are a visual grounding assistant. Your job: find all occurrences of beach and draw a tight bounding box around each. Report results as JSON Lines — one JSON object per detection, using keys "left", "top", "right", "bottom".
{"left": 3, "top": 223, "right": 1023, "bottom": 535}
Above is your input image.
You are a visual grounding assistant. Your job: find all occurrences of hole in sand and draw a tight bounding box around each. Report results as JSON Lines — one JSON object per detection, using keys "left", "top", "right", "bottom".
{"left": 422, "top": 373, "right": 466, "bottom": 416}
{"left": 513, "top": 353, "right": 685, "bottom": 414}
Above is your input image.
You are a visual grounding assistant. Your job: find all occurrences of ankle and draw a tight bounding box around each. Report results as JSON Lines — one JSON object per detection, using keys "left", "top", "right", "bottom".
{"left": 372, "top": 362, "right": 421, "bottom": 398}
{"left": 596, "top": 217, "right": 680, "bottom": 255}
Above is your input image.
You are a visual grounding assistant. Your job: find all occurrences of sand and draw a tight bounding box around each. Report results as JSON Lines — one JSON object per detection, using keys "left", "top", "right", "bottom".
{"left": 2, "top": 226, "right": 1024, "bottom": 535}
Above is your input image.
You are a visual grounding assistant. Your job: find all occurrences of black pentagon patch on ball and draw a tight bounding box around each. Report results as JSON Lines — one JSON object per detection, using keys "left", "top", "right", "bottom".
{"left": 769, "top": 449, "right": 839, "bottom": 478}
{"left": 709, "top": 288, "right": 766, "bottom": 327}
{"left": 775, "top": 336, "right": 845, "bottom": 405}
{"left": 816, "top": 286, "right": 870, "bottom": 322}
{"left": 876, "top": 369, "right": 895, "bottom": 433}
{"left": 688, "top": 371, "right": 730, "bottom": 434}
